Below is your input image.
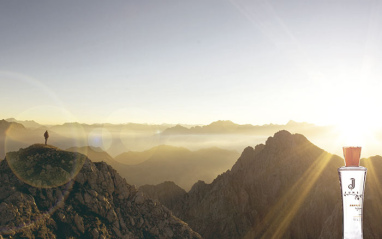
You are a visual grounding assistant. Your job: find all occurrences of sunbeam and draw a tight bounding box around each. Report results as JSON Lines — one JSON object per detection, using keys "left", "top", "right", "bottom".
{"left": 244, "top": 150, "right": 333, "bottom": 238}
{"left": 362, "top": 157, "right": 382, "bottom": 205}
{"left": 269, "top": 153, "right": 332, "bottom": 239}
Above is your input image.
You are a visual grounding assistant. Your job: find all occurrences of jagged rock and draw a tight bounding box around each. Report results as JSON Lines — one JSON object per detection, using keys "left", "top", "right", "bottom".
{"left": 74, "top": 214, "right": 85, "bottom": 233}
{"left": 0, "top": 144, "right": 202, "bottom": 239}
{"left": 133, "top": 191, "right": 145, "bottom": 204}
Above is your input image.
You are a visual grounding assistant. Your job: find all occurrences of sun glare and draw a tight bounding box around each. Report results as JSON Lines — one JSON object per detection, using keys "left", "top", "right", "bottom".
{"left": 318, "top": 78, "right": 382, "bottom": 155}
{"left": 335, "top": 104, "right": 381, "bottom": 150}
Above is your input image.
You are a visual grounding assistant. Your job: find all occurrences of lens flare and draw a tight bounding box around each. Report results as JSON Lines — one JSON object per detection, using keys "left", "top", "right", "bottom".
{"left": 88, "top": 127, "right": 113, "bottom": 151}
{"left": 6, "top": 144, "right": 86, "bottom": 188}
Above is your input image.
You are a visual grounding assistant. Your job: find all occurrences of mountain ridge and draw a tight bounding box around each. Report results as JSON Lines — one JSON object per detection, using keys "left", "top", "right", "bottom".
{"left": 141, "top": 130, "right": 382, "bottom": 238}
{"left": 0, "top": 119, "right": 26, "bottom": 133}
{"left": 141, "top": 130, "right": 344, "bottom": 238}
{"left": 160, "top": 120, "right": 332, "bottom": 136}
{"left": 5, "top": 118, "right": 43, "bottom": 129}
{"left": 0, "top": 144, "right": 202, "bottom": 238}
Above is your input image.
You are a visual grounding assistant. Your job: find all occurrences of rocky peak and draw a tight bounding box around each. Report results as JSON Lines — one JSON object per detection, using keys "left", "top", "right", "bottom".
{"left": 161, "top": 125, "right": 189, "bottom": 135}
{"left": 264, "top": 130, "right": 308, "bottom": 151}
{"left": 230, "top": 130, "right": 310, "bottom": 174}
{"left": 0, "top": 145, "right": 202, "bottom": 238}
{"left": 188, "top": 180, "right": 209, "bottom": 195}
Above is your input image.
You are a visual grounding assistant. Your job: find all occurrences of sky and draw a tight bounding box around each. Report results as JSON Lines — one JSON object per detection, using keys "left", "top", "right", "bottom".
{"left": 1, "top": 0, "right": 382, "bottom": 130}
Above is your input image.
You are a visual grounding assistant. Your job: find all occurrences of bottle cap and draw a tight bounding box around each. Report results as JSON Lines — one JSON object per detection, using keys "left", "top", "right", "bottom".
{"left": 343, "top": 147, "right": 361, "bottom": 167}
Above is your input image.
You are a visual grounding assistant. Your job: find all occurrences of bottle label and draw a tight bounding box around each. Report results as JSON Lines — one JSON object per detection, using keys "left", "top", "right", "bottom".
{"left": 339, "top": 168, "right": 366, "bottom": 238}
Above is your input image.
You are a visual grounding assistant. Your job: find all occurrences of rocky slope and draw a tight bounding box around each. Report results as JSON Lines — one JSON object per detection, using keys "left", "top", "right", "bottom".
{"left": 0, "top": 144, "right": 202, "bottom": 238}
{"left": 142, "top": 130, "right": 346, "bottom": 238}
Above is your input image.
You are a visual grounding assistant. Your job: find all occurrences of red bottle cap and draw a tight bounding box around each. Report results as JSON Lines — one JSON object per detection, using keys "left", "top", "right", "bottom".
{"left": 343, "top": 147, "right": 361, "bottom": 167}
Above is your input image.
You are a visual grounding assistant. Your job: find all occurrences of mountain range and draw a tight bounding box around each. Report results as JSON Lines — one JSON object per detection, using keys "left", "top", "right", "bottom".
{"left": 2, "top": 130, "right": 382, "bottom": 238}
{"left": 0, "top": 144, "right": 201, "bottom": 238}
{"left": 161, "top": 120, "right": 331, "bottom": 135}
{"left": 0, "top": 118, "right": 339, "bottom": 158}
{"left": 5, "top": 118, "right": 43, "bottom": 129}
{"left": 140, "top": 130, "right": 382, "bottom": 238}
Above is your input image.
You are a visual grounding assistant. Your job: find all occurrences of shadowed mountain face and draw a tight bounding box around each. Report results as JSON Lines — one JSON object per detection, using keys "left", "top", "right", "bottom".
{"left": 0, "top": 145, "right": 202, "bottom": 239}
{"left": 139, "top": 181, "right": 187, "bottom": 217}
{"left": 141, "top": 131, "right": 347, "bottom": 239}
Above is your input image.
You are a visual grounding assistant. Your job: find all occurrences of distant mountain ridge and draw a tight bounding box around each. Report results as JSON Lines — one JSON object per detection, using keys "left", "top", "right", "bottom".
{"left": 161, "top": 120, "right": 329, "bottom": 135}
{"left": 116, "top": 145, "right": 240, "bottom": 191}
{"left": 0, "top": 119, "right": 26, "bottom": 133}
{"left": 48, "top": 122, "right": 175, "bottom": 133}
{"left": 5, "top": 118, "right": 42, "bottom": 129}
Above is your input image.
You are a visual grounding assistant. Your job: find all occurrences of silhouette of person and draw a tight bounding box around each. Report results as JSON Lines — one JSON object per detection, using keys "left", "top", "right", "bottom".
{"left": 44, "top": 130, "right": 49, "bottom": 145}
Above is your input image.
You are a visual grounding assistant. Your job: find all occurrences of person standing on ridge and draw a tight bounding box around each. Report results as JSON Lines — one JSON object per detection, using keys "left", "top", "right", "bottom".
{"left": 44, "top": 130, "right": 49, "bottom": 145}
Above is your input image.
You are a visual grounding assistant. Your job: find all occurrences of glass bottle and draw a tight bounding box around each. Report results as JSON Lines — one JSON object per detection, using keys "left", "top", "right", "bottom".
{"left": 338, "top": 147, "right": 367, "bottom": 239}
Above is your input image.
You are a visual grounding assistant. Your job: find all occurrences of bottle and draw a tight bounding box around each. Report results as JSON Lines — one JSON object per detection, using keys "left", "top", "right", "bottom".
{"left": 338, "top": 147, "right": 367, "bottom": 239}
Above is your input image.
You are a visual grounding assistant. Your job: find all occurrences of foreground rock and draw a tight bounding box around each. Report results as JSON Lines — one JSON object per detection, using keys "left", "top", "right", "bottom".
{"left": 0, "top": 144, "right": 202, "bottom": 239}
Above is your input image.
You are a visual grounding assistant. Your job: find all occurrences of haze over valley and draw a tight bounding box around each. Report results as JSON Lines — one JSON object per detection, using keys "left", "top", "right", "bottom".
{"left": 2, "top": 118, "right": 382, "bottom": 160}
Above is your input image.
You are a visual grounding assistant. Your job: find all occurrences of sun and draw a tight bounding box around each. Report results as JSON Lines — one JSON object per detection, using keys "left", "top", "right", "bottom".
{"left": 333, "top": 102, "right": 382, "bottom": 155}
